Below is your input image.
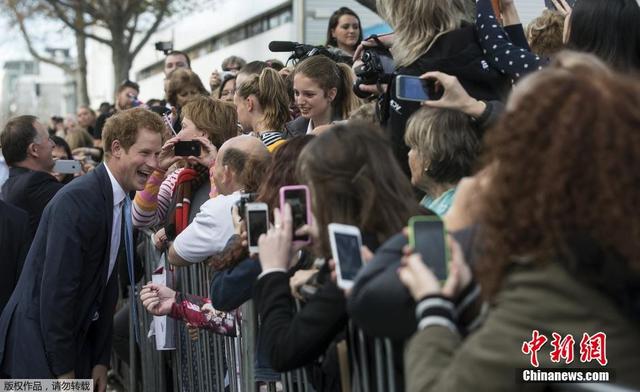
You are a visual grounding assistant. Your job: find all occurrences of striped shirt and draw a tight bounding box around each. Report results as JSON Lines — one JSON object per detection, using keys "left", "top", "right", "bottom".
{"left": 132, "top": 167, "right": 183, "bottom": 228}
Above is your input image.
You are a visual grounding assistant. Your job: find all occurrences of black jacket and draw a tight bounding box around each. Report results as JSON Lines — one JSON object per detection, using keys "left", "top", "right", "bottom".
{"left": 0, "top": 164, "right": 120, "bottom": 378}
{"left": 1, "top": 167, "right": 64, "bottom": 238}
{"left": 283, "top": 116, "right": 310, "bottom": 139}
{"left": 0, "top": 201, "right": 29, "bottom": 315}
{"left": 381, "top": 23, "right": 511, "bottom": 175}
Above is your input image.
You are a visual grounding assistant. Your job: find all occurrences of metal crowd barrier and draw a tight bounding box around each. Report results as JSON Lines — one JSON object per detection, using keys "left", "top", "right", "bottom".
{"left": 120, "top": 229, "right": 318, "bottom": 392}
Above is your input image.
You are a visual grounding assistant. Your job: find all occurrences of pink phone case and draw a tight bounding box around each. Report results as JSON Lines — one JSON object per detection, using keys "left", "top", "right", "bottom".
{"left": 279, "top": 185, "right": 312, "bottom": 245}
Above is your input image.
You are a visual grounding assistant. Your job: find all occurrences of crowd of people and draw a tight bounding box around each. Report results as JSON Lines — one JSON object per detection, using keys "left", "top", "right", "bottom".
{"left": 0, "top": 0, "right": 639, "bottom": 391}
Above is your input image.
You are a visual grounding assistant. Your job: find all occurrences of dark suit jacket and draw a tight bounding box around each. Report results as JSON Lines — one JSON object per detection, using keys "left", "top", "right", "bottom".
{"left": 283, "top": 116, "right": 309, "bottom": 139}
{"left": 0, "top": 201, "right": 29, "bottom": 315}
{"left": 0, "top": 163, "right": 119, "bottom": 378}
{"left": 1, "top": 167, "right": 64, "bottom": 237}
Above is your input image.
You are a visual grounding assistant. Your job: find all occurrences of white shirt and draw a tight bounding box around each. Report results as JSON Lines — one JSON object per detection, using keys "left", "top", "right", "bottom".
{"left": 172, "top": 191, "right": 241, "bottom": 264}
{"left": 0, "top": 151, "right": 9, "bottom": 199}
{"left": 306, "top": 119, "right": 314, "bottom": 135}
{"left": 104, "top": 163, "right": 126, "bottom": 282}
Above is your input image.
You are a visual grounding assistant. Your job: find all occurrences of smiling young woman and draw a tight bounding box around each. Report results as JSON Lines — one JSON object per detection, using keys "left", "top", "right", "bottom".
{"left": 325, "top": 7, "right": 363, "bottom": 57}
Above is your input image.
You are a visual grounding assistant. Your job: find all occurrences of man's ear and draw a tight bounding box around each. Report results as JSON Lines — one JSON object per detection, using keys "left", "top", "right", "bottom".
{"left": 27, "top": 142, "right": 39, "bottom": 159}
{"left": 222, "top": 164, "right": 232, "bottom": 185}
{"left": 111, "top": 139, "right": 123, "bottom": 158}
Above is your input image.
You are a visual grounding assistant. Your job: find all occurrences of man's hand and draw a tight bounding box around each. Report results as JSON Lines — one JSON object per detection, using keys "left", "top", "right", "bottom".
{"left": 91, "top": 364, "right": 107, "bottom": 392}
{"left": 140, "top": 282, "right": 176, "bottom": 316}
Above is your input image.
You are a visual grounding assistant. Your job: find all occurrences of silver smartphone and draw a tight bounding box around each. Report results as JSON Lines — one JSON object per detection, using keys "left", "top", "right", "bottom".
{"left": 53, "top": 159, "right": 82, "bottom": 174}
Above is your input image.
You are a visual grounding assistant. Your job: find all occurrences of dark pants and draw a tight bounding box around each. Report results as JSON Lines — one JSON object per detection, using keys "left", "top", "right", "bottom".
{"left": 112, "top": 301, "right": 131, "bottom": 365}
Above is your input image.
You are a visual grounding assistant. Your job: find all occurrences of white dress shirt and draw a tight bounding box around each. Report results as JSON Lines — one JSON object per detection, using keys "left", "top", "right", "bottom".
{"left": 104, "top": 163, "right": 126, "bottom": 282}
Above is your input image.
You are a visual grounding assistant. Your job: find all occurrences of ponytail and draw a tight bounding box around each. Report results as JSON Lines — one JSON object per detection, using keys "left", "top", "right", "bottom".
{"left": 236, "top": 68, "right": 290, "bottom": 131}
{"left": 335, "top": 62, "right": 360, "bottom": 118}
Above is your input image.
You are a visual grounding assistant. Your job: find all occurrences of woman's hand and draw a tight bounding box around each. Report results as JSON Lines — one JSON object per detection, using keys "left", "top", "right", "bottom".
{"left": 187, "top": 136, "right": 217, "bottom": 168}
{"left": 158, "top": 136, "right": 183, "bottom": 171}
{"left": 257, "top": 205, "right": 293, "bottom": 270}
{"left": 153, "top": 228, "right": 168, "bottom": 250}
{"left": 231, "top": 205, "right": 246, "bottom": 237}
{"left": 353, "top": 33, "right": 394, "bottom": 62}
{"left": 289, "top": 268, "right": 319, "bottom": 301}
{"left": 420, "top": 71, "right": 486, "bottom": 119}
{"left": 397, "top": 237, "right": 472, "bottom": 300}
{"left": 140, "top": 282, "right": 176, "bottom": 316}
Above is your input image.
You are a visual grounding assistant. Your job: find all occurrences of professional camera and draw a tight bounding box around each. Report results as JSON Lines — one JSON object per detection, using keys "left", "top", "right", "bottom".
{"left": 235, "top": 192, "right": 258, "bottom": 220}
{"left": 155, "top": 41, "right": 173, "bottom": 55}
{"left": 268, "top": 41, "right": 352, "bottom": 65}
{"left": 353, "top": 46, "right": 395, "bottom": 99}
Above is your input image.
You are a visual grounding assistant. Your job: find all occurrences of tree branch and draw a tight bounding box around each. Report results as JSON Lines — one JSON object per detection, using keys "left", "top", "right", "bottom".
{"left": 129, "top": 0, "right": 169, "bottom": 59}
{"left": 9, "top": 4, "right": 74, "bottom": 72}
{"left": 46, "top": 0, "right": 112, "bottom": 45}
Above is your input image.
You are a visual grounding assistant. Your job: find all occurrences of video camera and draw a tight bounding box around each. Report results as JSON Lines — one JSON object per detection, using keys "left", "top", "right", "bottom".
{"left": 268, "top": 41, "right": 352, "bottom": 65}
{"left": 353, "top": 44, "right": 395, "bottom": 99}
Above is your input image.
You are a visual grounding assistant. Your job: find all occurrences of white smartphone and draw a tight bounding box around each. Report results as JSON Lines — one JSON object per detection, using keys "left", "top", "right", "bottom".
{"left": 395, "top": 75, "right": 431, "bottom": 102}
{"left": 246, "top": 202, "right": 269, "bottom": 254}
{"left": 328, "top": 223, "right": 364, "bottom": 290}
{"left": 53, "top": 159, "right": 82, "bottom": 174}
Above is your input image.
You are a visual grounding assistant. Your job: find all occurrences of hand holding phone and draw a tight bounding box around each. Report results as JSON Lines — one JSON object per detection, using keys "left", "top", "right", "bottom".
{"left": 396, "top": 75, "right": 433, "bottom": 102}
{"left": 329, "top": 223, "right": 364, "bottom": 290}
{"left": 246, "top": 202, "right": 269, "bottom": 254}
{"left": 408, "top": 216, "right": 449, "bottom": 281}
{"left": 174, "top": 140, "right": 202, "bottom": 157}
{"left": 279, "top": 185, "right": 312, "bottom": 245}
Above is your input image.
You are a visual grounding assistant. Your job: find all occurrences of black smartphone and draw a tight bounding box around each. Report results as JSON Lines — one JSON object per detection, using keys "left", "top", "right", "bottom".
{"left": 280, "top": 185, "right": 311, "bottom": 244}
{"left": 544, "top": 0, "right": 577, "bottom": 11}
{"left": 408, "top": 216, "right": 449, "bottom": 281}
{"left": 174, "top": 140, "right": 201, "bottom": 157}
{"left": 246, "top": 202, "right": 269, "bottom": 253}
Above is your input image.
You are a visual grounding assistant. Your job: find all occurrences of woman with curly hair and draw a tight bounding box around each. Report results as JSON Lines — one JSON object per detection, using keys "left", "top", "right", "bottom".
{"left": 399, "top": 53, "right": 640, "bottom": 391}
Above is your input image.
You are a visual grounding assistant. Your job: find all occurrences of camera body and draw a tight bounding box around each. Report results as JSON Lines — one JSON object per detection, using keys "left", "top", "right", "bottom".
{"left": 155, "top": 41, "right": 173, "bottom": 55}
{"left": 353, "top": 47, "right": 395, "bottom": 98}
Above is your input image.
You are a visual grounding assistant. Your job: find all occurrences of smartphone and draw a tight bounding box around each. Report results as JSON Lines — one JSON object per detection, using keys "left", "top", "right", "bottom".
{"left": 329, "top": 223, "right": 364, "bottom": 290}
{"left": 279, "top": 185, "right": 311, "bottom": 244}
{"left": 396, "top": 75, "right": 431, "bottom": 102}
{"left": 53, "top": 159, "right": 82, "bottom": 174}
{"left": 174, "top": 140, "right": 201, "bottom": 157}
{"left": 245, "top": 202, "right": 269, "bottom": 254}
{"left": 544, "top": 0, "right": 576, "bottom": 10}
{"left": 408, "top": 216, "right": 449, "bottom": 281}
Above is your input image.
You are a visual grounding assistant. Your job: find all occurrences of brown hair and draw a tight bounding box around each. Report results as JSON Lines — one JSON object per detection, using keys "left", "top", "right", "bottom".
{"left": 181, "top": 96, "right": 237, "bottom": 148}
{"left": 292, "top": 56, "right": 360, "bottom": 119}
{"left": 257, "top": 135, "right": 315, "bottom": 211}
{"left": 165, "top": 68, "right": 208, "bottom": 107}
{"left": 102, "top": 108, "right": 165, "bottom": 157}
{"left": 526, "top": 10, "right": 565, "bottom": 58}
{"left": 297, "top": 121, "right": 420, "bottom": 256}
{"left": 236, "top": 68, "right": 290, "bottom": 131}
{"left": 477, "top": 56, "right": 640, "bottom": 299}
{"left": 0, "top": 115, "right": 38, "bottom": 165}
{"left": 325, "top": 7, "right": 363, "bottom": 51}
{"left": 65, "top": 126, "right": 95, "bottom": 150}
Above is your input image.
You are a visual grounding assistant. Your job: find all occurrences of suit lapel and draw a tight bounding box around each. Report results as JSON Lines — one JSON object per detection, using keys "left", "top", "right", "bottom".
{"left": 94, "top": 164, "right": 115, "bottom": 284}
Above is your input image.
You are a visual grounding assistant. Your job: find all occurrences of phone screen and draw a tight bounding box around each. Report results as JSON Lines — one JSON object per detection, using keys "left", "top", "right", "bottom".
{"left": 413, "top": 220, "right": 448, "bottom": 280}
{"left": 397, "top": 76, "right": 430, "bottom": 101}
{"left": 248, "top": 210, "right": 268, "bottom": 247}
{"left": 284, "top": 189, "right": 309, "bottom": 242}
{"left": 174, "top": 141, "right": 201, "bottom": 157}
{"left": 334, "top": 232, "right": 363, "bottom": 281}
